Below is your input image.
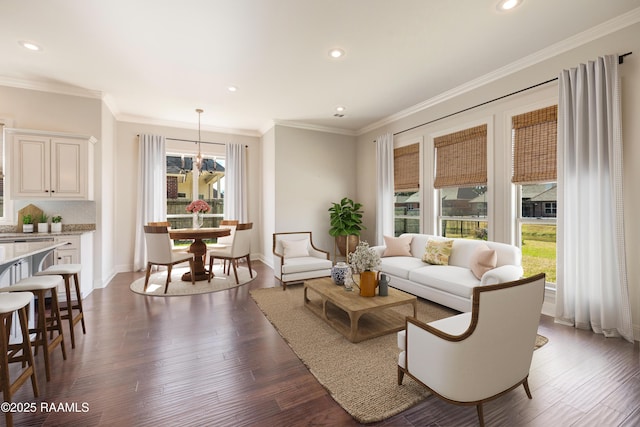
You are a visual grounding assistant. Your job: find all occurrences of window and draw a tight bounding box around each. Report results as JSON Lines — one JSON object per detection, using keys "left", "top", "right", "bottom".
{"left": 393, "top": 143, "right": 420, "bottom": 236}
{"left": 165, "top": 154, "right": 225, "bottom": 232}
{"left": 434, "top": 124, "right": 488, "bottom": 240}
{"left": 512, "top": 105, "right": 557, "bottom": 284}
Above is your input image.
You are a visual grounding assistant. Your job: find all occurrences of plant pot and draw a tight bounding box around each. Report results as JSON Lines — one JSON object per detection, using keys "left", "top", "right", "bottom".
{"left": 51, "top": 222, "right": 62, "bottom": 233}
{"left": 38, "top": 223, "right": 48, "bottom": 233}
{"left": 359, "top": 270, "right": 378, "bottom": 297}
{"left": 335, "top": 235, "right": 360, "bottom": 257}
{"left": 23, "top": 224, "right": 34, "bottom": 233}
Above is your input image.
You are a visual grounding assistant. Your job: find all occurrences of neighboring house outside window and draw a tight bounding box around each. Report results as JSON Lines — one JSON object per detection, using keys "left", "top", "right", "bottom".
{"left": 435, "top": 124, "right": 489, "bottom": 240}
{"left": 512, "top": 105, "right": 557, "bottom": 285}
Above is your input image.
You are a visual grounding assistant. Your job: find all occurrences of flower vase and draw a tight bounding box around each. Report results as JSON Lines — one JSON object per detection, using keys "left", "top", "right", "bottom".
{"left": 359, "top": 270, "right": 378, "bottom": 297}
{"left": 331, "top": 262, "right": 350, "bottom": 285}
{"left": 196, "top": 213, "right": 204, "bottom": 229}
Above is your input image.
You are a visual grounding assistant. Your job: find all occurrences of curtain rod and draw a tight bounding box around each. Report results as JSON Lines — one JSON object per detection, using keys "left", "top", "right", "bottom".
{"left": 386, "top": 51, "right": 632, "bottom": 139}
{"left": 137, "top": 135, "right": 248, "bottom": 148}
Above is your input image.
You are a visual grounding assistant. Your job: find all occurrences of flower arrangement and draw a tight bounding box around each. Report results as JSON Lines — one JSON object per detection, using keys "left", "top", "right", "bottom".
{"left": 186, "top": 200, "right": 211, "bottom": 213}
{"left": 348, "top": 241, "right": 381, "bottom": 273}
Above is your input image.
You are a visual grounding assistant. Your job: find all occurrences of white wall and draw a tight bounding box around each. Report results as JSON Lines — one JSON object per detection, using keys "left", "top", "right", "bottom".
{"left": 356, "top": 22, "right": 640, "bottom": 339}
{"left": 261, "top": 127, "right": 276, "bottom": 262}
{"left": 96, "top": 101, "right": 117, "bottom": 287}
{"left": 268, "top": 125, "right": 357, "bottom": 263}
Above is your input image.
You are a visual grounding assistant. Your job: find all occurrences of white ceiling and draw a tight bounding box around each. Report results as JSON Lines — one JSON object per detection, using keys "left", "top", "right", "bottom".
{"left": 1, "top": 1, "right": 639, "bottom": 136}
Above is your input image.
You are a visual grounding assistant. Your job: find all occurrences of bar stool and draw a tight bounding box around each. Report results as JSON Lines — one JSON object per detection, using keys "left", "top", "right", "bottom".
{"left": 0, "top": 292, "right": 39, "bottom": 427}
{"left": 36, "top": 264, "right": 85, "bottom": 348}
{"left": 1, "top": 275, "right": 67, "bottom": 381}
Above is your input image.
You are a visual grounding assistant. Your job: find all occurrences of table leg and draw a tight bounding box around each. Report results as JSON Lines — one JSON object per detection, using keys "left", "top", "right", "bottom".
{"left": 348, "top": 312, "right": 363, "bottom": 342}
{"left": 181, "top": 239, "right": 211, "bottom": 282}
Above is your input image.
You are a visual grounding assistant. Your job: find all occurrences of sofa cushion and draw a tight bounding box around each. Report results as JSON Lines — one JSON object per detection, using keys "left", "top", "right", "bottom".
{"left": 447, "top": 238, "right": 486, "bottom": 268}
{"left": 409, "top": 265, "right": 480, "bottom": 298}
{"left": 281, "top": 256, "right": 332, "bottom": 274}
{"left": 380, "top": 256, "right": 427, "bottom": 279}
{"left": 470, "top": 243, "right": 497, "bottom": 279}
{"left": 281, "top": 239, "right": 309, "bottom": 258}
{"left": 422, "top": 239, "right": 453, "bottom": 265}
{"left": 383, "top": 235, "right": 413, "bottom": 257}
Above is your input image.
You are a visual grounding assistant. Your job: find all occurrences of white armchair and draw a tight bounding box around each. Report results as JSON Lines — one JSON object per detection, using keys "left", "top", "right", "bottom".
{"left": 397, "top": 273, "right": 546, "bottom": 427}
{"left": 273, "top": 232, "right": 332, "bottom": 290}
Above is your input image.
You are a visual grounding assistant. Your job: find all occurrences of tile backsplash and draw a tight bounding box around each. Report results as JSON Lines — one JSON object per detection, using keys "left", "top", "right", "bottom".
{"left": 13, "top": 200, "right": 96, "bottom": 224}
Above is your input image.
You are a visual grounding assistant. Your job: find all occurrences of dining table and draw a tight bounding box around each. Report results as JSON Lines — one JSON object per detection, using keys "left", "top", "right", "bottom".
{"left": 169, "top": 227, "right": 231, "bottom": 282}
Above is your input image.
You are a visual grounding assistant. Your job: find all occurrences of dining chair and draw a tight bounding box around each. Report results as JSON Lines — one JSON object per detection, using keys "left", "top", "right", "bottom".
{"left": 143, "top": 225, "right": 196, "bottom": 293}
{"left": 148, "top": 221, "right": 187, "bottom": 253}
{"left": 207, "top": 223, "right": 253, "bottom": 284}
{"left": 206, "top": 220, "right": 239, "bottom": 271}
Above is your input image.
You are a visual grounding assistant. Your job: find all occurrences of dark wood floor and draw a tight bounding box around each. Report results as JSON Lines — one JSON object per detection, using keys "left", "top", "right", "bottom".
{"left": 8, "top": 260, "right": 640, "bottom": 426}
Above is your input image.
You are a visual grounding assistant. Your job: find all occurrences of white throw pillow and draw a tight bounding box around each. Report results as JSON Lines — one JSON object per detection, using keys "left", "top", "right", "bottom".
{"left": 281, "top": 239, "right": 309, "bottom": 258}
{"left": 383, "top": 235, "right": 413, "bottom": 257}
{"left": 470, "top": 243, "right": 497, "bottom": 279}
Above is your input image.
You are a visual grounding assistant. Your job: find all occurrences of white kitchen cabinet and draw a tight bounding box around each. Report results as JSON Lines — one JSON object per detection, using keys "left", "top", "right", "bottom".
{"left": 8, "top": 128, "right": 96, "bottom": 200}
{"left": 52, "top": 234, "right": 93, "bottom": 299}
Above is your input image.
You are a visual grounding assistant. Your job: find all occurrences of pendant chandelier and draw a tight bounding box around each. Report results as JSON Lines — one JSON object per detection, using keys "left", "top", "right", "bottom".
{"left": 194, "top": 108, "right": 204, "bottom": 171}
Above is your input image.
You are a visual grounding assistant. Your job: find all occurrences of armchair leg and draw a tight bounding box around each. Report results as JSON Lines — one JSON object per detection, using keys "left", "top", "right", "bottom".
{"left": 476, "top": 403, "right": 485, "bottom": 427}
{"left": 523, "top": 378, "right": 532, "bottom": 399}
{"left": 397, "top": 366, "right": 405, "bottom": 385}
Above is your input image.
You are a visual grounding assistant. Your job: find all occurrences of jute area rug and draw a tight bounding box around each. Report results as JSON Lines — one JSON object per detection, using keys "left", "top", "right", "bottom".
{"left": 250, "top": 285, "right": 548, "bottom": 424}
{"left": 130, "top": 265, "right": 256, "bottom": 296}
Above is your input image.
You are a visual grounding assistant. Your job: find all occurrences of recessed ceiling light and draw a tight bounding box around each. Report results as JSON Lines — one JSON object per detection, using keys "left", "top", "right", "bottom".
{"left": 19, "top": 40, "right": 42, "bottom": 51}
{"left": 336, "top": 106, "right": 346, "bottom": 113}
{"left": 497, "top": 0, "right": 523, "bottom": 11}
{"left": 328, "top": 48, "right": 345, "bottom": 59}
{"left": 227, "top": 85, "right": 238, "bottom": 92}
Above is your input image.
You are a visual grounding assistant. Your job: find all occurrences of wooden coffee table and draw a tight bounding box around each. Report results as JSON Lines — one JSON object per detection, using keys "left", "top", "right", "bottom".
{"left": 303, "top": 277, "right": 417, "bottom": 343}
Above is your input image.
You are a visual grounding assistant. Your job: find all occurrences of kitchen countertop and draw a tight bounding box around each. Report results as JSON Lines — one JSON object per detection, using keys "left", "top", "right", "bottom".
{"left": 0, "top": 223, "right": 95, "bottom": 238}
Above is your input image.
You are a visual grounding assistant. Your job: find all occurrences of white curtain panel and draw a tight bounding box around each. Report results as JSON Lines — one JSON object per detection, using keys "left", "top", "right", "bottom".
{"left": 133, "top": 134, "right": 167, "bottom": 271}
{"left": 375, "top": 133, "right": 394, "bottom": 246}
{"left": 556, "top": 55, "right": 633, "bottom": 342}
{"left": 224, "top": 143, "right": 248, "bottom": 222}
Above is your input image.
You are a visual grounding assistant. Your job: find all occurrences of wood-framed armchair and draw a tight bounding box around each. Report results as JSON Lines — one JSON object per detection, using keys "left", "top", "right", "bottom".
{"left": 272, "top": 232, "right": 332, "bottom": 290}
{"left": 397, "top": 273, "right": 546, "bottom": 426}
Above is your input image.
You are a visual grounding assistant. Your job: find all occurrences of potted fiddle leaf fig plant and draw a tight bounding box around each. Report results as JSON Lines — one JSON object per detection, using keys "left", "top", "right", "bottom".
{"left": 328, "top": 197, "right": 365, "bottom": 256}
{"left": 51, "top": 215, "right": 63, "bottom": 233}
{"left": 22, "top": 214, "right": 34, "bottom": 233}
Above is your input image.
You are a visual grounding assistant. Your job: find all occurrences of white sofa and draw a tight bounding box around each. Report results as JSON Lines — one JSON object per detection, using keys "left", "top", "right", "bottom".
{"left": 371, "top": 233, "right": 524, "bottom": 312}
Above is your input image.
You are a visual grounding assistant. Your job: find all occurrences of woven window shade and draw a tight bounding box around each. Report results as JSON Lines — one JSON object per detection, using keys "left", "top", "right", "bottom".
{"left": 512, "top": 105, "right": 557, "bottom": 184}
{"left": 434, "top": 124, "right": 487, "bottom": 189}
{"left": 394, "top": 143, "right": 419, "bottom": 190}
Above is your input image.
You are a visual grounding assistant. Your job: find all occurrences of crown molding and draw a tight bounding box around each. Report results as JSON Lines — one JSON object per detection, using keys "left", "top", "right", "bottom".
{"left": 0, "top": 75, "right": 103, "bottom": 99}
{"left": 117, "top": 113, "right": 262, "bottom": 138}
{"left": 357, "top": 6, "right": 640, "bottom": 136}
{"left": 272, "top": 119, "right": 357, "bottom": 136}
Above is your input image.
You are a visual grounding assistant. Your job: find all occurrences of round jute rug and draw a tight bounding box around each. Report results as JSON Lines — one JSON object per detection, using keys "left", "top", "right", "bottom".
{"left": 130, "top": 265, "right": 256, "bottom": 296}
